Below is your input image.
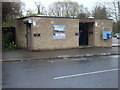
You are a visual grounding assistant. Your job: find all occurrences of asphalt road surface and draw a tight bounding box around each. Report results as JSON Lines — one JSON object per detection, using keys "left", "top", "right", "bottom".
{"left": 2, "top": 55, "right": 118, "bottom": 88}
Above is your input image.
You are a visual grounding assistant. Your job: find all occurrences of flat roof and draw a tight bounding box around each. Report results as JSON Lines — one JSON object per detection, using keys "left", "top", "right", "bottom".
{"left": 15, "top": 15, "right": 113, "bottom": 20}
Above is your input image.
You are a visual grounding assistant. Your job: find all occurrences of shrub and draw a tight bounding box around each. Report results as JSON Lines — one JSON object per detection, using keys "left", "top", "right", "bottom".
{"left": 2, "top": 42, "right": 17, "bottom": 51}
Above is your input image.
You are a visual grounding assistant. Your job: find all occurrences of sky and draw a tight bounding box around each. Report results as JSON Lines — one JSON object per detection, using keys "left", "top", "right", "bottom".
{"left": 20, "top": 0, "right": 119, "bottom": 15}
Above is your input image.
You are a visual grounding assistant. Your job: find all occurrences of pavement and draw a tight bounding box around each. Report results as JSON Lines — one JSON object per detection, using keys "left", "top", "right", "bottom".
{"left": 1, "top": 46, "right": 120, "bottom": 62}
{"left": 1, "top": 37, "right": 119, "bottom": 62}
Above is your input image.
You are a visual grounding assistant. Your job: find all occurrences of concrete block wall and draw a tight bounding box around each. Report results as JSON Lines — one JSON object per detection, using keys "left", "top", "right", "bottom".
{"left": 94, "top": 20, "right": 112, "bottom": 47}
{"left": 15, "top": 19, "right": 26, "bottom": 48}
{"left": 15, "top": 16, "right": 112, "bottom": 50}
{"left": 88, "top": 23, "right": 95, "bottom": 46}
{"left": 32, "top": 17, "right": 79, "bottom": 50}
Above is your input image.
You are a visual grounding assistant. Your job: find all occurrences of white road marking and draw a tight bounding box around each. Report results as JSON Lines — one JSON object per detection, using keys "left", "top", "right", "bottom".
{"left": 70, "top": 59, "right": 80, "bottom": 61}
{"left": 54, "top": 68, "right": 118, "bottom": 80}
{"left": 80, "top": 58, "right": 87, "bottom": 60}
{"left": 109, "top": 55, "right": 119, "bottom": 58}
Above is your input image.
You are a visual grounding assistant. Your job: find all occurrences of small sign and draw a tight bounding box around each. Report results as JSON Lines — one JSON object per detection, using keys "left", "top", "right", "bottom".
{"left": 53, "top": 25, "right": 66, "bottom": 39}
{"left": 33, "top": 22, "right": 37, "bottom": 26}
{"left": 95, "top": 22, "right": 98, "bottom": 26}
{"left": 51, "top": 21, "right": 54, "bottom": 24}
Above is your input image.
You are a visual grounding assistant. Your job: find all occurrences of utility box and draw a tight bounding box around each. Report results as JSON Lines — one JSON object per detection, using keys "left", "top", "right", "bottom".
{"left": 102, "top": 31, "right": 112, "bottom": 39}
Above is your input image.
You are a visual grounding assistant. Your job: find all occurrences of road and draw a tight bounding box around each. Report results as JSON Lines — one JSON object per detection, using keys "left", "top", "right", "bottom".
{"left": 2, "top": 55, "right": 118, "bottom": 88}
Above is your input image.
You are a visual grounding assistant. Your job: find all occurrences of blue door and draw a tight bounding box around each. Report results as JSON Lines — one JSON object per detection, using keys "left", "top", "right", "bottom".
{"left": 79, "top": 27, "right": 84, "bottom": 45}
{"left": 79, "top": 23, "right": 88, "bottom": 45}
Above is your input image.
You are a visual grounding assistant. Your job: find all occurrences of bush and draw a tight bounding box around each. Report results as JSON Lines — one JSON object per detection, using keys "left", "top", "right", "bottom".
{"left": 2, "top": 22, "right": 15, "bottom": 27}
{"left": 2, "top": 28, "right": 16, "bottom": 51}
{"left": 2, "top": 42, "right": 17, "bottom": 51}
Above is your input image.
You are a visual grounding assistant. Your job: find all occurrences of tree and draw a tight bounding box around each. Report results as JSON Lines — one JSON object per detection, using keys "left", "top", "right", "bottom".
{"left": 48, "top": 2, "right": 63, "bottom": 16}
{"left": 26, "top": 9, "right": 37, "bottom": 16}
{"left": 34, "top": 1, "right": 46, "bottom": 15}
{"left": 112, "top": 1, "right": 120, "bottom": 33}
{"left": 118, "top": 2, "right": 120, "bottom": 20}
{"left": 92, "top": 5, "right": 110, "bottom": 19}
{"left": 77, "top": 5, "right": 90, "bottom": 18}
{"left": 113, "top": 20, "right": 120, "bottom": 33}
{"left": 48, "top": 0, "right": 81, "bottom": 17}
{"left": 48, "top": 1, "right": 90, "bottom": 18}
{"left": 2, "top": 1, "right": 24, "bottom": 25}
{"left": 96, "top": 1, "right": 120, "bottom": 33}
{"left": 110, "top": 1, "right": 120, "bottom": 21}
{"left": 105, "top": 1, "right": 120, "bottom": 33}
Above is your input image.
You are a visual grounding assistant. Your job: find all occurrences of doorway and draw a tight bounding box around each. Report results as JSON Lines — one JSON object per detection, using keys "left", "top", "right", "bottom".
{"left": 79, "top": 22, "right": 94, "bottom": 46}
{"left": 79, "top": 22, "right": 89, "bottom": 45}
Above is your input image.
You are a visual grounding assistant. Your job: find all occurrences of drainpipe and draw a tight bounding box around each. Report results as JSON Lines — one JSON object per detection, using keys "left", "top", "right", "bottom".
{"left": 30, "top": 23, "right": 33, "bottom": 51}
{"left": 26, "top": 24, "right": 28, "bottom": 50}
{"left": 23, "top": 19, "right": 33, "bottom": 51}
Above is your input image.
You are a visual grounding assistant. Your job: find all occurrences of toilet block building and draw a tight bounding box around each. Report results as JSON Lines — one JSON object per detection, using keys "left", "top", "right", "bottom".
{"left": 15, "top": 16, "right": 112, "bottom": 51}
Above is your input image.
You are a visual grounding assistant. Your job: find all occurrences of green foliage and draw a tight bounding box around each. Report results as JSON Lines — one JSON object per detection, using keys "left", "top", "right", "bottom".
{"left": 2, "top": 22, "right": 15, "bottom": 27}
{"left": 3, "top": 32, "right": 12, "bottom": 44}
{"left": 113, "top": 21, "right": 120, "bottom": 34}
{"left": 2, "top": 31, "right": 17, "bottom": 51}
{"left": 77, "top": 13, "right": 86, "bottom": 18}
{"left": 2, "top": 42, "right": 17, "bottom": 51}
{"left": 92, "top": 5, "right": 111, "bottom": 19}
{"left": 2, "top": 2, "right": 24, "bottom": 27}
{"left": 26, "top": 13, "right": 44, "bottom": 17}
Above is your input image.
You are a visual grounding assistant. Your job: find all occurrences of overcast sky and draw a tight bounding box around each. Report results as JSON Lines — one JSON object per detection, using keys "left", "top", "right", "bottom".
{"left": 21, "top": 0, "right": 118, "bottom": 15}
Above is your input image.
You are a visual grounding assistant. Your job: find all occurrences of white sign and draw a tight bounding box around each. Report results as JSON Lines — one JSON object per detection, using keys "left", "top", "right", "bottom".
{"left": 53, "top": 25, "right": 66, "bottom": 39}
{"left": 33, "top": 22, "right": 37, "bottom": 26}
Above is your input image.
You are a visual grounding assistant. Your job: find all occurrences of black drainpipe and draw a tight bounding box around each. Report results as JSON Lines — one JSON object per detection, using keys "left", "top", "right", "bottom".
{"left": 23, "top": 19, "right": 33, "bottom": 51}
{"left": 30, "top": 23, "right": 32, "bottom": 51}
{"left": 26, "top": 24, "right": 28, "bottom": 50}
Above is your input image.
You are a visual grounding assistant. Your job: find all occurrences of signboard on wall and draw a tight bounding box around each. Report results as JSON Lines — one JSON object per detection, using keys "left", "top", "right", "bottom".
{"left": 53, "top": 25, "right": 66, "bottom": 39}
{"left": 102, "top": 31, "right": 112, "bottom": 39}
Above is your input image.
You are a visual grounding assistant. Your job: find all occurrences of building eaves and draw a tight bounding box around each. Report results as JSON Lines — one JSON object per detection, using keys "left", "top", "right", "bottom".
{"left": 15, "top": 16, "right": 113, "bottom": 20}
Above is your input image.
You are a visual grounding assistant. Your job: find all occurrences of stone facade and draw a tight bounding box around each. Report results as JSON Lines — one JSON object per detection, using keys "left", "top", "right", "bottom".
{"left": 15, "top": 16, "right": 112, "bottom": 51}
